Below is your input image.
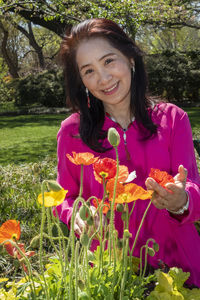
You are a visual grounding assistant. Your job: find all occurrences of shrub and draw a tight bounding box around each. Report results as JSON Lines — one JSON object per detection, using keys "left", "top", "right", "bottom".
{"left": 146, "top": 50, "right": 200, "bottom": 103}
{"left": 13, "top": 69, "right": 66, "bottom": 107}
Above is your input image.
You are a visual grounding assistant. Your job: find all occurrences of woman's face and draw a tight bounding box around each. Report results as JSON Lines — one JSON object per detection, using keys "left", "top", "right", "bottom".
{"left": 76, "top": 37, "right": 133, "bottom": 110}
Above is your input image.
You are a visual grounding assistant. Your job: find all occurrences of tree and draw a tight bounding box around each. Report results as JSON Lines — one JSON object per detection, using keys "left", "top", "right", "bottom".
{"left": 0, "top": 0, "right": 199, "bottom": 39}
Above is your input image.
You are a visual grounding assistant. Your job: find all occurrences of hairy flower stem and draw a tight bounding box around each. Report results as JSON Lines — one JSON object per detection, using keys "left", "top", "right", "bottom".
{"left": 109, "top": 146, "right": 119, "bottom": 265}
{"left": 4, "top": 240, "right": 36, "bottom": 299}
{"left": 99, "top": 206, "right": 104, "bottom": 275}
{"left": 85, "top": 245, "right": 91, "bottom": 298}
{"left": 139, "top": 245, "right": 146, "bottom": 278}
{"left": 130, "top": 199, "right": 152, "bottom": 257}
{"left": 142, "top": 238, "right": 156, "bottom": 278}
{"left": 39, "top": 181, "right": 49, "bottom": 299}
{"left": 69, "top": 197, "right": 82, "bottom": 300}
{"left": 119, "top": 205, "right": 129, "bottom": 299}
{"left": 79, "top": 164, "right": 84, "bottom": 197}
{"left": 75, "top": 241, "right": 80, "bottom": 300}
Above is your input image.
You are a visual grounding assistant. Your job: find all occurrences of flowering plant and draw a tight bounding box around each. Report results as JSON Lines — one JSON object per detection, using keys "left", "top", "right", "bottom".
{"left": 0, "top": 127, "right": 199, "bottom": 299}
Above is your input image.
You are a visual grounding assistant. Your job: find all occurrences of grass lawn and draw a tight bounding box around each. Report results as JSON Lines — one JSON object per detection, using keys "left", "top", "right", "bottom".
{"left": 0, "top": 114, "right": 69, "bottom": 165}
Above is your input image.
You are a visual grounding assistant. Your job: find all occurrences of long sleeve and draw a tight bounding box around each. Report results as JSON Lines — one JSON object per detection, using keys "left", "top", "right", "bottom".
{"left": 164, "top": 107, "right": 200, "bottom": 224}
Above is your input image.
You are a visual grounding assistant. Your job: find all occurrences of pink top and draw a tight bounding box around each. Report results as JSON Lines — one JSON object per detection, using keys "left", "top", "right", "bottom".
{"left": 56, "top": 103, "right": 200, "bottom": 287}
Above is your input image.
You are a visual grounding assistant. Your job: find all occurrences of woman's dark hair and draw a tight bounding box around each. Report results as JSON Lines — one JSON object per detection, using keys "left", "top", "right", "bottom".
{"left": 60, "top": 18, "right": 157, "bottom": 152}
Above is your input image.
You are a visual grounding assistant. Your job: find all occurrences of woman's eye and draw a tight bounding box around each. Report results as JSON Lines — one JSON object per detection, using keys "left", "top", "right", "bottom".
{"left": 105, "top": 58, "right": 114, "bottom": 65}
{"left": 85, "top": 69, "right": 93, "bottom": 75}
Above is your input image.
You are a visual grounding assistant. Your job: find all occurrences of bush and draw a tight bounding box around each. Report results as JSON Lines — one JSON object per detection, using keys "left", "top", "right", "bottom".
{"left": 146, "top": 50, "right": 200, "bottom": 103}
{"left": 13, "top": 69, "right": 66, "bottom": 107}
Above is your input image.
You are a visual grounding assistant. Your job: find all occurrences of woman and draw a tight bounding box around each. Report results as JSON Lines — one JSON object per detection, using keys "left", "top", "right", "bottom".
{"left": 56, "top": 18, "right": 200, "bottom": 287}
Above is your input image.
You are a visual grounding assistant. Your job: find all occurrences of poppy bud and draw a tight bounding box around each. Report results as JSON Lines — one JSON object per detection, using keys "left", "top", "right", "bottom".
{"left": 46, "top": 180, "right": 63, "bottom": 192}
{"left": 78, "top": 279, "right": 85, "bottom": 291}
{"left": 116, "top": 203, "right": 124, "bottom": 212}
{"left": 108, "top": 127, "right": 120, "bottom": 147}
{"left": 79, "top": 205, "right": 90, "bottom": 221}
{"left": 80, "top": 232, "right": 89, "bottom": 247}
{"left": 147, "top": 247, "right": 155, "bottom": 257}
{"left": 153, "top": 242, "right": 159, "bottom": 252}
{"left": 30, "top": 235, "right": 40, "bottom": 248}
{"left": 87, "top": 250, "right": 95, "bottom": 262}
{"left": 106, "top": 210, "right": 111, "bottom": 219}
{"left": 79, "top": 292, "right": 89, "bottom": 300}
{"left": 117, "top": 239, "right": 123, "bottom": 249}
{"left": 86, "top": 216, "right": 94, "bottom": 226}
{"left": 121, "top": 212, "right": 126, "bottom": 221}
{"left": 124, "top": 229, "right": 132, "bottom": 239}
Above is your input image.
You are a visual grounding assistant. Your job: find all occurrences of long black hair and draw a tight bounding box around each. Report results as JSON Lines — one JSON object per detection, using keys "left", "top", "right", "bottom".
{"left": 60, "top": 18, "right": 157, "bottom": 152}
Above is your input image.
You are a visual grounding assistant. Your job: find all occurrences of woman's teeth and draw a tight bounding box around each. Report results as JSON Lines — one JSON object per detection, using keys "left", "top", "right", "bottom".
{"left": 104, "top": 82, "right": 118, "bottom": 92}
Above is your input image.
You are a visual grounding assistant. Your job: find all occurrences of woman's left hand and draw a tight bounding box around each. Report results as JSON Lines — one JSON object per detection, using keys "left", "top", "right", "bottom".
{"left": 145, "top": 165, "right": 188, "bottom": 212}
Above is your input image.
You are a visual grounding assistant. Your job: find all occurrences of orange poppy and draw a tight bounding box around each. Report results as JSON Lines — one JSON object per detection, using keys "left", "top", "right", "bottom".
{"left": 149, "top": 168, "right": 174, "bottom": 188}
{"left": 66, "top": 152, "right": 99, "bottom": 165}
{"left": 0, "top": 220, "right": 21, "bottom": 244}
{"left": 93, "top": 158, "right": 117, "bottom": 183}
{"left": 92, "top": 198, "right": 115, "bottom": 215}
{"left": 107, "top": 182, "right": 153, "bottom": 204}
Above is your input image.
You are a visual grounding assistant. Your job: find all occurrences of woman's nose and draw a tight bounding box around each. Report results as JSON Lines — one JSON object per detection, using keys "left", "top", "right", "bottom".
{"left": 98, "top": 70, "right": 112, "bottom": 85}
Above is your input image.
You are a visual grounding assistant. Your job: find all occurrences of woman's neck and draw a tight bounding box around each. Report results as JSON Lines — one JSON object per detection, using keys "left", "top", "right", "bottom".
{"left": 104, "top": 104, "right": 133, "bottom": 130}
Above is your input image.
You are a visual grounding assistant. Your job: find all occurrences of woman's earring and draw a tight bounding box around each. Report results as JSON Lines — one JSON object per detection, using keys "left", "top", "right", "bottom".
{"left": 86, "top": 88, "right": 90, "bottom": 108}
{"left": 132, "top": 65, "right": 135, "bottom": 75}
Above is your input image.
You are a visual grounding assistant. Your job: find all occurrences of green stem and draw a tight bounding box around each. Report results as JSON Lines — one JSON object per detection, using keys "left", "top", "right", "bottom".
{"left": 75, "top": 241, "right": 80, "bottom": 300}
{"left": 79, "top": 164, "right": 84, "bottom": 197}
{"left": 139, "top": 245, "right": 146, "bottom": 278}
{"left": 120, "top": 237, "right": 129, "bottom": 300}
{"left": 109, "top": 146, "right": 119, "bottom": 265}
{"left": 130, "top": 199, "right": 152, "bottom": 256}
{"left": 142, "top": 238, "right": 156, "bottom": 278}
{"left": 39, "top": 180, "right": 49, "bottom": 299}
{"left": 85, "top": 246, "right": 91, "bottom": 298}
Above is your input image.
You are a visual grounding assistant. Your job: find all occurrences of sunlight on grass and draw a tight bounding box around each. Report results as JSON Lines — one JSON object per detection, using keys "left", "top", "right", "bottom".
{"left": 0, "top": 114, "right": 68, "bottom": 165}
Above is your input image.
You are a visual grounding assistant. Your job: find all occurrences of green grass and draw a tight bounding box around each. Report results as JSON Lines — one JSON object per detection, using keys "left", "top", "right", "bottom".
{"left": 184, "top": 107, "right": 200, "bottom": 138}
{"left": 0, "top": 114, "right": 69, "bottom": 165}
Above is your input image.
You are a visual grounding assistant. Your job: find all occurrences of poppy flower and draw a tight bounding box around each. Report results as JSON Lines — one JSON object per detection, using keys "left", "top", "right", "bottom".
{"left": 67, "top": 152, "right": 99, "bottom": 165}
{"left": 93, "top": 158, "right": 117, "bottom": 183}
{"left": 0, "top": 220, "right": 21, "bottom": 244}
{"left": 37, "top": 188, "right": 68, "bottom": 207}
{"left": 149, "top": 168, "right": 174, "bottom": 188}
{"left": 4, "top": 243, "right": 35, "bottom": 274}
{"left": 107, "top": 182, "right": 153, "bottom": 204}
{"left": 92, "top": 198, "right": 116, "bottom": 215}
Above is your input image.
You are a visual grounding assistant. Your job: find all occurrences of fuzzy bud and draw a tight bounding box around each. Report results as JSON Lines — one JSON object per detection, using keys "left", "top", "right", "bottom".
{"left": 121, "top": 212, "right": 126, "bottom": 221}
{"left": 153, "top": 242, "right": 159, "bottom": 252}
{"left": 79, "top": 205, "right": 90, "bottom": 221}
{"left": 46, "top": 180, "right": 63, "bottom": 192}
{"left": 117, "top": 239, "right": 123, "bottom": 249}
{"left": 78, "top": 279, "right": 85, "bottom": 291}
{"left": 147, "top": 247, "right": 155, "bottom": 257}
{"left": 108, "top": 127, "right": 120, "bottom": 147}
{"left": 123, "top": 229, "right": 132, "bottom": 239}
{"left": 116, "top": 203, "right": 124, "bottom": 212}
{"left": 80, "top": 232, "right": 89, "bottom": 247}
{"left": 30, "top": 235, "right": 40, "bottom": 249}
{"left": 86, "top": 215, "right": 94, "bottom": 226}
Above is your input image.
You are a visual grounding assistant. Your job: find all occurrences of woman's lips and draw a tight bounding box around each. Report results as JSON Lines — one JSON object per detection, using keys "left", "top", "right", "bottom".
{"left": 103, "top": 82, "right": 119, "bottom": 95}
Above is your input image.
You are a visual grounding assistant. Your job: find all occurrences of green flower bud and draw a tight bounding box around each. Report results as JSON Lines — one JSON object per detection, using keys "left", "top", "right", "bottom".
{"left": 108, "top": 127, "right": 120, "bottom": 147}
{"left": 87, "top": 250, "right": 95, "bottom": 262}
{"left": 116, "top": 203, "right": 124, "bottom": 212}
{"left": 79, "top": 292, "right": 89, "bottom": 300}
{"left": 46, "top": 180, "right": 62, "bottom": 192}
{"left": 121, "top": 212, "right": 126, "bottom": 221}
{"left": 117, "top": 239, "right": 123, "bottom": 249}
{"left": 78, "top": 279, "right": 85, "bottom": 291}
{"left": 79, "top": 205, "right": 90, "bottom": 221}
{"left": 80, "top": 232, "right": 89, "bottom": 247}
{"left": 153, "top": 242, "right": 159, "bottom": 252}
{"left": 30, "top": 235, "right": 40, "bottom": 248}
{"left": 147, "top": 247, "right": 155, "bottom": 257}
{"left": 106, "top": 210, "right": 111, "bottom": 220}
{"left": 86, "top": 215, "right": 94, "bottom": 226}
{"left": 123, "top": 229, "right": 132, "bottom": 239}
{"left": 105, "top": 230, "right": 109, "bottom": 240}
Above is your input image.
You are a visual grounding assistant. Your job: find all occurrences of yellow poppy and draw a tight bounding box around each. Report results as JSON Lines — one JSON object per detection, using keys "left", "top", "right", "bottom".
{"left": 37, "top": 189, "right": 68, "bottom": 207}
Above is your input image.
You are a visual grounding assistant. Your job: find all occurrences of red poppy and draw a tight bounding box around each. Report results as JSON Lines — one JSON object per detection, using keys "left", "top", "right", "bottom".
{"left": 4, "top": 243, "right": 35, "bottom": 274}
{"left": 93, "top": 158, "right": 117, "bottom": 183}
{"left": 0, "top": 220, "right": 21, "bottom": 244}
{"left": 149, "top": 168, "right": 174, "bottom": 188}
{"left": 67, "top": 152, "right": 99, "bottom": 165}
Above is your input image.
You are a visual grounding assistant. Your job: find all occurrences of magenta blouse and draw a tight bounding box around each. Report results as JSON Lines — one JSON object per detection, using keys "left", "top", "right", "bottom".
{"left": 56, "top": 103, "right": 200, "bottom": 287}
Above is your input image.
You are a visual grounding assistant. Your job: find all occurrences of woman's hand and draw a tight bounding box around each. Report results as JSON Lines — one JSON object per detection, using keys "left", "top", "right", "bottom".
{"left": 74, "top": 206, "right": 104, "bottom": 236}
{"left": 145, "top": 165, "right": 188, "bottom": 212}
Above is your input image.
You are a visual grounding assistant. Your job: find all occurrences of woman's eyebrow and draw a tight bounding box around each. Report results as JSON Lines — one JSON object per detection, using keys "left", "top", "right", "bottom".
{"left": 80, "top": 52, "right": 116, "bottom": 71}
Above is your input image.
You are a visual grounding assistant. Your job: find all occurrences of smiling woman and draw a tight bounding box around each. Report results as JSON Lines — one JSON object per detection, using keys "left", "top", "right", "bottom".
{"left": 57, "top": 18, "right": 200, "bottom": 287}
